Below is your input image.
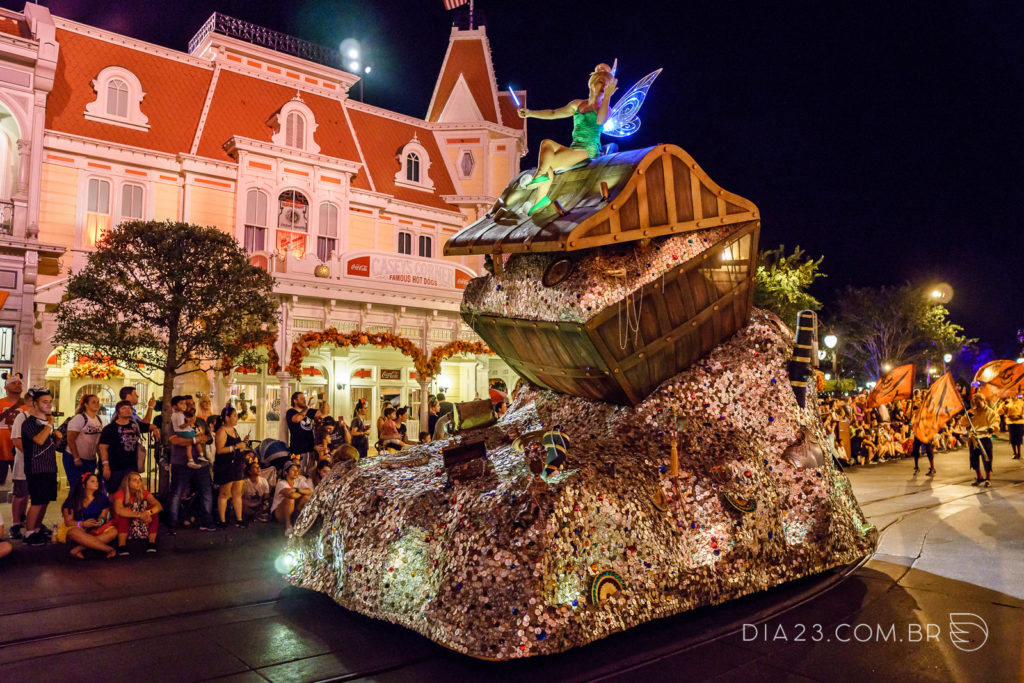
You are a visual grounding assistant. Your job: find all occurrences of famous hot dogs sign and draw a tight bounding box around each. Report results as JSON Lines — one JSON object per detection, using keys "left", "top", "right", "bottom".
{"left": 344, "top": 251, "right": 474, "bottom": 290}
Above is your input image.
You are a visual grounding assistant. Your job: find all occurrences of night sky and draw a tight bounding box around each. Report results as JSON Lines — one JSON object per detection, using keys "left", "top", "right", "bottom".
{"left": 14, "top": 0, "right": 1023, "bottom": 354}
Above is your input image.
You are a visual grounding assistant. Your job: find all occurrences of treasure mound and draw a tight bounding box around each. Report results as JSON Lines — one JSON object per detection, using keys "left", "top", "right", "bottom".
{"left": 284, "top": 143, "right": 878, "bottom": 660}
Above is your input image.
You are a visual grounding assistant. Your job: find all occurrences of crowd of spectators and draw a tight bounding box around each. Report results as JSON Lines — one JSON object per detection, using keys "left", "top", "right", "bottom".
{"left": 0, "top": 370, "right": 514, "bottom": 559}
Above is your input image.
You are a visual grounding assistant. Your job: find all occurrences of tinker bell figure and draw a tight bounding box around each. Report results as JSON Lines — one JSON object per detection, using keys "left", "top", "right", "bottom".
{"left": 516, "top": 62, "right": 662, "bottom": 216}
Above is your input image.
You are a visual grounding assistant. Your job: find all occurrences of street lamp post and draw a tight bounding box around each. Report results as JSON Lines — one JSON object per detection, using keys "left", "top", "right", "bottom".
{"left": 824, "top": 333, "right": 838, "bottom": 391}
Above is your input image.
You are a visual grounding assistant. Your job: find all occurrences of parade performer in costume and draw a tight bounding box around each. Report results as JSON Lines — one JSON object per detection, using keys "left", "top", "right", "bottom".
{"left": 517, "top": 64, "right": 617, "bottom": 215}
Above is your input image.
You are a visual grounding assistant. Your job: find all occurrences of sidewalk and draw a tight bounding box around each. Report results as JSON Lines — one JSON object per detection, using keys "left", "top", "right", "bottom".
{"left": 0, "top": 443, "right": 1019, "bottom": 682}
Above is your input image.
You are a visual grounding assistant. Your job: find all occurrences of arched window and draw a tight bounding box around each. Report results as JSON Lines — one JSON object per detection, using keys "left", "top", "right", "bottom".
{"left": 85, "top": 67, "right": 149, "bottom": 130}
{"left": 397, "top": 231, "right": 412, "bottom": 255}
{"left": 418, "top": 234, "right": 432, "bottom": 258}
{"left": 317, "top": 202, "right": 338, "bottom": 262}
{"left": 244, "top": 189, "right": 268, "bottom": 253}
{"left": 106, "top": 79, "right": 128, "bottom": 118}
{"left": 285, "top": 112, "right": 305, "bottom": 150}
{"left": 277, "top": 190, "right": 309, "bottom": 258}
{"left": 405, "top": 153, "right": 420, "bottom": 183}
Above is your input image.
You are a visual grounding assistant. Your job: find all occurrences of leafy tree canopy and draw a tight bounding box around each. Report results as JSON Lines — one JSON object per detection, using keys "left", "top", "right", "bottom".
{"left": 829, "top": 283, "right": 973, "bottom": 382}
{"left": 55, "top": 221, "right": 279, "bottom": 405}
{"left": 752, "top": 245, "right": 825, "bottom": 327}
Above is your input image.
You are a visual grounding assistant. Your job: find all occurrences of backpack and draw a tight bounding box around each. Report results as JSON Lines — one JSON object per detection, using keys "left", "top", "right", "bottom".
{"left": 55, "top": 415, "right": 74, "bottom": 447}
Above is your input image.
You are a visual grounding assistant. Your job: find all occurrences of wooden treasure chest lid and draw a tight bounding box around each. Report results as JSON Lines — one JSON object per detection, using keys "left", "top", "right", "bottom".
{"left": 443, "top": 144, "right": 759, "bottom": 257}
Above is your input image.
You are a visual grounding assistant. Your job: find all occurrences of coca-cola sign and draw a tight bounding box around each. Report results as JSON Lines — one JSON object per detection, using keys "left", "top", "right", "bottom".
{"left": 344, "top": 251, "right": 474, "bottom": 290}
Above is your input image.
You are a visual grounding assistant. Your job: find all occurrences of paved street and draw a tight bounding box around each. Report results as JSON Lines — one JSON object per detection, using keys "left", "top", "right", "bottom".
{"left": 0, "top": 442, "right": 1021, "bottom": 682}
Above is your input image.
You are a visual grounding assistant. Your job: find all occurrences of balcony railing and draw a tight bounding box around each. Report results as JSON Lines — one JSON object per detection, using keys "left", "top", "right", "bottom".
{"left": 188, "top": 12, "right": 343, "bottom": 70}
{"left": 0, "top": 200, "right": 13, "bottom": 235}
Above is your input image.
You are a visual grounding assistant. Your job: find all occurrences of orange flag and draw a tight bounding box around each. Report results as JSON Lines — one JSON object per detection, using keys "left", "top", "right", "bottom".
{"left": 913, "top": 372, "right": 965, "bottom": 443}
{"left": 974, "top": 360, "right": 1024, "bottom": 401}
{"left": 866, "top": 364, "right": 915, "bottom": 409}
{"left": 995, "top": 363, "right": 1024, "bottom": 399}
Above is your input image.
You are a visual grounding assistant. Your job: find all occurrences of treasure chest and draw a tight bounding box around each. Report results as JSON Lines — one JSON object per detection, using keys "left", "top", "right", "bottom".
{"left": 446, "top": 144, "right": 760, "bottom": 406}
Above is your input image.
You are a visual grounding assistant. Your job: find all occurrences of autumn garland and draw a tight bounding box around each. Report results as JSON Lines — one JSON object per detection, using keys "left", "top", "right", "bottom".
{"left": 219, "top": 331, "right": 281, "bottom": 376}
{"left": 285, "top": 329, "right": 492, "bottom": 382}
{"left": 70, "top": 359, "right": 125, "bottom": 380}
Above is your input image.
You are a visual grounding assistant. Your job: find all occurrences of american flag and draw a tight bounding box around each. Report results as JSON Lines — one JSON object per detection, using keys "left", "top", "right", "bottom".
{"left": 444, "top": 0, "right": 468, "bottom": 9}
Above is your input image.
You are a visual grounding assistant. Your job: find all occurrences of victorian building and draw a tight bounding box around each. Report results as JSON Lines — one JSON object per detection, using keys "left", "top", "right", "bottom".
{"left": 0, "top": 3, "right": 527, "bottom": 440}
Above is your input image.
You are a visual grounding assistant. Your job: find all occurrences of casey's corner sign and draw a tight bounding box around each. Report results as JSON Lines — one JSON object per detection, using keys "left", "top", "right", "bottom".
{"left": 344, "top": 251, "right": 474, "bottom": 290}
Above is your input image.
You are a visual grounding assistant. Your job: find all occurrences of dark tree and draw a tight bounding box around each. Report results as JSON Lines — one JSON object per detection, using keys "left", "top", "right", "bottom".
{"left": 55, "top": 220, "right": 279, "bottom": 413}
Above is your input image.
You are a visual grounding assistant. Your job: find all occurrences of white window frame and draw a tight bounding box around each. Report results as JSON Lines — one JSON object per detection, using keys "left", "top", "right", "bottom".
{"left": 394, "top": 136, "right": 434, "bottom": 191}
{"left": 317, "top": 202, "right": 339, "bottom": 262}
{"left": 270, "top": 97, "right": 320, "bottom": 154}
{"left": 85, "top": 177, "right": 112, "bottom": 246}
{"left": 84, "top": 66, "right": 150, "bottom": 131}
{"left": 417, "top": 234, "right": 433, "bottom": 259}
{"left": 243, "top": 188, "right": 269, "bottom": 254}
{"left": 397, "top": 230, "right": 413, "bottom": 255}
{"left": 118, "top": 182, "right": 145, "bottom": 223}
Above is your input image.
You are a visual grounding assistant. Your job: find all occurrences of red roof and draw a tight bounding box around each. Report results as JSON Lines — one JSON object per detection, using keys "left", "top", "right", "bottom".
{"left": 346, "top": 107, "right": 458, "bottom": 212}
{"left": 47, "top": 28, "right": 212, "bottom": 155}
{"left": 195, "top": 70, "right": 363, "bottom": 170}
{"left": 427, "top": 37, "right": 498, "bottom": 124}
{"left": 0, "top": 17, "right": 27, "bottom": 38}
{"left": 497, "top": 91, "right": 525, "bottom": 131}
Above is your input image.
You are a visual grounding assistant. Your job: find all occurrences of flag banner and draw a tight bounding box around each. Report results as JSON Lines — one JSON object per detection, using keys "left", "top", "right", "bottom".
{"left": 997, "top": 363, "right": 1024, "bottom": 399}
{"left": 444, "top": 0, "right": 468, "bottom": 10}
{"left": 913, "top": 372, "right": 965, "bottom": 443}
{"left": 974, "top": 360, "right": 1024, "bottom": 401}
{"left": 866, "top": 364, "right": 915, "bottom": 409}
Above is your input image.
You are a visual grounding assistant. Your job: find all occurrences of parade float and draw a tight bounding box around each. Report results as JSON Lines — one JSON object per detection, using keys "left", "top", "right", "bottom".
{"left": 283, "top": 63, "right": 877, "bottom": 660}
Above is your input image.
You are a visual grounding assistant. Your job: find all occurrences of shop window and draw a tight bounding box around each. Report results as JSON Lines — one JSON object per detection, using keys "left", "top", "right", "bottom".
{"left": 86, "top": 178, "right": 111, "bottom": 245}
{"left": 120, "top": 183, "right": 144, "bottom": 221}
{"left": 418, "top": 234, "right": 432, "bottom": 258}
{"left": 397, "top": 231, "right": 412, "bottom": 255}
{"left": 277, "top": 189, "right": 309, "bottom": 258}
{"left": 84, "top": 66, "right": 150, "bottom": 131}
{"left": 244, "top": 188, "right": 268, "bottom": 253}
{"left": 317, "top": 202, "right": 338, "bottom": 262}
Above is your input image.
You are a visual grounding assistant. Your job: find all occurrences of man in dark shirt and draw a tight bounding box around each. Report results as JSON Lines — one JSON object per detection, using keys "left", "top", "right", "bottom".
{"left": 99, "top": 400, "right": 143, "bottom": 494}
{"left": 437, "top": 393, "right": 454, "bottom": 418}
{"left": 286, "top": 392, "right": 318, "bottom": 473}
{"left": 166, "top": 396, "right": 215, "bottom": 532}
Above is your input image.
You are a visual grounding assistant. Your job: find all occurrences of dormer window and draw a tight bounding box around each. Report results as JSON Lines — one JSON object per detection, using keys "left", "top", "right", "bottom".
{"left": 270, "top": 96, "right": 320, "bottom": 153}
{"left": 394, "top": 135, "right": 434, "bottom": 191}
{"left": 85, "top": 66, "right": 149, "bottom": 131}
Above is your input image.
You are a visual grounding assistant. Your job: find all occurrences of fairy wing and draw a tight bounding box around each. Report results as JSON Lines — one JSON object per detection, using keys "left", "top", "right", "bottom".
{"left": 602, "top": 68, "right": 663, "bottom": 138}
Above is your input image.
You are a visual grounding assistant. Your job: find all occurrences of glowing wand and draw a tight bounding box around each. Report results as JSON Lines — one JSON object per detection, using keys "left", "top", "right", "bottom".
{"left": 507, "top": 86, "right": 521, "bottom": 108}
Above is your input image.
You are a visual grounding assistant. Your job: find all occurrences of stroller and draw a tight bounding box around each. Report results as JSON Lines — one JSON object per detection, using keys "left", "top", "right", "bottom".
{"left": 255, "top": 438, "right": 290, "bottom": 470}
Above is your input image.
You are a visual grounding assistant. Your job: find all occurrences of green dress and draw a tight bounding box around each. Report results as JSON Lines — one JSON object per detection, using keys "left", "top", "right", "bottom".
{"left": 570, "top": 109, "right": 602, "bottom": 158}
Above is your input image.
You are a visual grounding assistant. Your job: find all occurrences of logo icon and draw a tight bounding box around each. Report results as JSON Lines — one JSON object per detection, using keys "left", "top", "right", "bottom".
{"left": 949, "top": 613, "right": 988, "bottom": 652}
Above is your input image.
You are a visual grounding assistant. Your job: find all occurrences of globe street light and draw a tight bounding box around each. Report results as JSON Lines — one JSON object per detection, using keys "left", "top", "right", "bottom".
{"left": 943, "top": 353, "right": 952, "bottom": 363}
{"left": 823, "top": 334, "right": 837, "bottom": 349}
{"left": 883, "top": 363, "right": 893, "bottom": 372}
{"left": 822, "top": 333, "right": 838, "bottom": 391}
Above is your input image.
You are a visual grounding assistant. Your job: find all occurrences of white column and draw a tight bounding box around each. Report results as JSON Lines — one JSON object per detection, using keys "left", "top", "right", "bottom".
{"left": 277, "top": 372, "right": 291, "bottom": 442}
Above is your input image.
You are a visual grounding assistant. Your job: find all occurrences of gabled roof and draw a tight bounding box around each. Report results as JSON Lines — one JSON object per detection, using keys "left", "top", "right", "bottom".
{"left": 46, "top": 27, "right": 213, "bottom": 154}
{"left": 426, "top": 30, "right": 500, "bottom": 125}
{"left": 497, "top": 91, "right": 525, "bottom": 131}
{"left": 194, "top": 69, "right": 363, "bottom": 169}
{"left": 346, "top": 105, "right": 459, "bottom": 212}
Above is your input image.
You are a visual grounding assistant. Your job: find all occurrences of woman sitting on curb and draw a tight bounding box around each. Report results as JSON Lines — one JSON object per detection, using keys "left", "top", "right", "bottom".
{"left": 59, "top": 473, "right": 117, "bottom": 559}
{"left": 111, "top": 472, "right": 162, "bottom": 555}
{"left": 271, "top": 460, "right": 312, "bottom": 534}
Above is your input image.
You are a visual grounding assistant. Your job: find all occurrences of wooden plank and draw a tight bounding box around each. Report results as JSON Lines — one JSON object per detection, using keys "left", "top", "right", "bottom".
{"left": 690, "top": 167, "right": 703, "bottom": 221}
{"left": 662, "top": 154, "right": 677, "bottom": 224}
{"left": 637, "top": 172, "right": 650, "bottom": 229}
